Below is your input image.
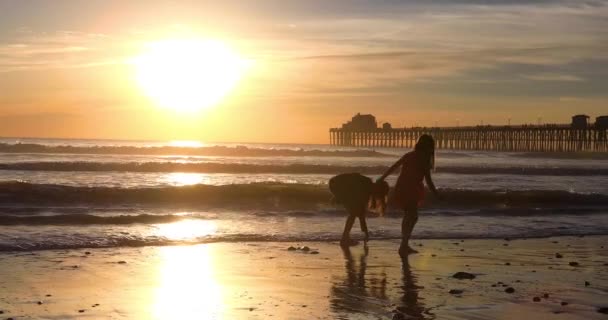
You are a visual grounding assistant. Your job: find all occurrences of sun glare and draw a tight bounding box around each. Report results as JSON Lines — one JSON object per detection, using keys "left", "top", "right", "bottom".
{"left": 133, "top": 39, "right": 249, "bottom": 112}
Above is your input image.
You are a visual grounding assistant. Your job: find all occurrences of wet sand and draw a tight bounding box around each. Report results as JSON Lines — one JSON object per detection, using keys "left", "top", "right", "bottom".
{"left": 0, "top": 236, "right": 607, "bottom": 319}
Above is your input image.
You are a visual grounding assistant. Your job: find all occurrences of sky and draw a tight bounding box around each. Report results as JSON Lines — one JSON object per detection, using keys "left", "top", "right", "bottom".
{"left": 0, "top": 0, "right": 607, "bottom": 143}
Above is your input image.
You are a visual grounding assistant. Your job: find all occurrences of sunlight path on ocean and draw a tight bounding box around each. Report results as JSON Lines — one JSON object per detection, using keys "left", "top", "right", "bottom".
{"left": 155, "top": 219, "right": 218, "bottom": 241}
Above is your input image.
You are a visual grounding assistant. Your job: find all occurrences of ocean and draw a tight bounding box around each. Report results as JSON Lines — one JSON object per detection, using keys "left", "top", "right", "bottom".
{"left": 0, "top": 137, "right": 607, "bottom": 251}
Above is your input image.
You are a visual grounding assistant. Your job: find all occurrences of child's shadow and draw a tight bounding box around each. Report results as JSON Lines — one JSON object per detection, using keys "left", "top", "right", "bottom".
{"left": 329, "top": 245, "right": 387, "bottom": 315}
{"left": 329, "top": 246, "right": 433, "bottom": 319}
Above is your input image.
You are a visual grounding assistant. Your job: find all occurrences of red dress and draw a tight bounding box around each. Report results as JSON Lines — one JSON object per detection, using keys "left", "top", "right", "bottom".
{"left": 393, "top": 151, "right": 427, "bottom": 209}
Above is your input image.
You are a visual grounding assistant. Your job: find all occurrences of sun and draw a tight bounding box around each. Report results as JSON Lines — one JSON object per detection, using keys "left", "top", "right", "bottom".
{"left": 133, "top": 39, "right": 249, "bottom": 112}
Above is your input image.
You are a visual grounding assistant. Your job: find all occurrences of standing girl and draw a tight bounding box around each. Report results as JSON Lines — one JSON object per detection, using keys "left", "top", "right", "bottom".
{"left": 378, "top": 134, "right": 440, "bottom": 256}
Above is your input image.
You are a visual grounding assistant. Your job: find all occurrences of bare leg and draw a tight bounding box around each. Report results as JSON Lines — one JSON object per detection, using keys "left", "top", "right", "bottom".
{"left": 341, "top": 214, "right": 356, "bottom": 247}
{"left": 359, "top": 215, "right": 369, "bottom": 243}
{"left": 399, "top": 207, "right": 419, "bottom": 257}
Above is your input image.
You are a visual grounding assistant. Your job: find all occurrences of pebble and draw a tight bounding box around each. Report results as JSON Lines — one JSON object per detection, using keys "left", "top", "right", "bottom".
{"left": 585, "top": 281, "right": 590, "bottom": 287}
{"left": 46, "top": 294, "right": 52, "bottom": 297}
{"left": 543, "top": 293, "right": 549, "bottom": 299}
{"left": 0, "top": 310, "right": 3, "bottom": 314}
{"left": 37, "top": 301, "right": 43, "bottom": 305}
{"left": 491, "top": 284, "right": 497, "bottom": 287}
{"left": 78, "top": 309, "right": 85, "bottom": 313}
{"left": 598, "top": 307, "right": 608, "bottom": 314}
{"left": 561, "top": 301, "right": 569, "bottom": 306}
{"left": 452, "top": 272, "right": 476, "bottom": 280}
{"left": 287, "top": 246, "right": 296, "bottom": 251}
{"left": 301, "top": 246, "right": 310, "bottom": 252}
{"left": 431, "top": 254, "right": 436, "bottom": 257}
{"left": 533, "top": 297, "right": 541, "bottom": 302}
{"left": 309, "top": 251, "right": 319, "bottom": 255}
{"left": 117, "top": 261, "right": 127, "bottom": 264}
{"left": 505, "top": 262, "right": 511, "bottom": 266}
{"left": 449, "top": 289, "right": 463, "bottom": 295}
{"left": 555, "top": 253, "right": 563, "bottom": 258}
{"left": 7, "top": 318, "right": 14, "bottom": 320}
{"left": 503, "top": 243, "right": 509, "bottom": 246}
{"left": 505, "top": 287, "right": 515, "bottom": 293}
{"left": 85, "top": 251, "right": 91, "bottom": 255}
{"left": 569, "top": 262, "right": 579, "bottom": 267}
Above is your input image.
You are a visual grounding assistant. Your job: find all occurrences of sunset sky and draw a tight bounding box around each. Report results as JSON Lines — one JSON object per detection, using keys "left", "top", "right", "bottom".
{"left": 1, "top": 0, "right": 607, "bottom": 143}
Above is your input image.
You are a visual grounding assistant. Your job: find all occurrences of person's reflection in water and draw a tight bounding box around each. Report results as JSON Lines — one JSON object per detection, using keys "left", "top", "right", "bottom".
{"left": 393, "top": 257, "right": 434, "bottom": 320}
{"left": 330, "top": 245, "right": 388, "bottom": 318}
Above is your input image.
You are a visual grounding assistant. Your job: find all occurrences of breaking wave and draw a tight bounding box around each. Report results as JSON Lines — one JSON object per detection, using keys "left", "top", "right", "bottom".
{"left": 1, "top": 161, "right": 607, "bottom": 176}
{"left": 0, "top": 181, "right": 606, "bottom": 209}
{"left": 0, "top": 143, "right": 389, "bottom": 157}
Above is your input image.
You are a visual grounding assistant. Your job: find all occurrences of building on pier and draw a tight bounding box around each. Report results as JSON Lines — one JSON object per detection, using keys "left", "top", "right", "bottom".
{"left": 571, "top": 114, "right": 590, "bottom": 129}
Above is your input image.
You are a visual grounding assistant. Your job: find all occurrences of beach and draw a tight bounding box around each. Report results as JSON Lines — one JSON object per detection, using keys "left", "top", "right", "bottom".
{"left": 1, "top": 236, "right": 607, "bottom": 319}
{"left": 0, "top": 139, "right": 607, "bottom": 319}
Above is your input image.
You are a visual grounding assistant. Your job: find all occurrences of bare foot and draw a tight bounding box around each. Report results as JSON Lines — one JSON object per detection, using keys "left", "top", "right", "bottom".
{"left": 340, "top": 238, "right": 359, "bottom": 247}
{"left": 399, "top": 244, "right": 418, "bottom": 257}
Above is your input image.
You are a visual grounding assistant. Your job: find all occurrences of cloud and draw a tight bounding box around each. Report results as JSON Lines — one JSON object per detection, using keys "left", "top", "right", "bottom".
{"left": 522, "top": 73, "right": 585, "bottom": 81}
{"left": 0, "top": 31, "right": 125, "bottom": 72}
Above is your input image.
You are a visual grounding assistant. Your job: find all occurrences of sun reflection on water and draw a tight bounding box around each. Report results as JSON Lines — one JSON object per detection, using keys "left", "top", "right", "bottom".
{"left": 163, "top": 172, "right": 210, "bottom": 186}
{"left": 153, "top": 245, "right": 224, "bottom": 319}
{"left": 156, "top": 219, "right": 218, "bottom": 241}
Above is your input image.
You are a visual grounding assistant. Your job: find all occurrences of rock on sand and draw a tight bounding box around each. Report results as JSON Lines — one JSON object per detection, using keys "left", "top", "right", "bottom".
{"left": 452, "top": 272, "right": 476, "bottom": 280}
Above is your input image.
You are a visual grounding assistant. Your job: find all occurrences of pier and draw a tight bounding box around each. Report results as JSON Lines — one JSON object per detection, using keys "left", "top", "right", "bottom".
{"left": 329, "top": 114, "right": 608, "bottom": 152}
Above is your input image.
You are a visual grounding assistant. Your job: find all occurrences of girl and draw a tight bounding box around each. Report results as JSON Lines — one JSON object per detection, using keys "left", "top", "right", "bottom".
{"left": 378, "top": 134, "right": 440, "bottom": 257}
{"left": 329, "top": 173, "right": 389, "bottom": 247}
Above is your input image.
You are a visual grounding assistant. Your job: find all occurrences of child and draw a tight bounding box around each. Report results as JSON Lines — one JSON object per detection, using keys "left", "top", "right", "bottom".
{"left": 377, "top": 134, "right": 440, "bottom": 257}
{"left": 329, "top": 173, "right": 389, "bottom": 247}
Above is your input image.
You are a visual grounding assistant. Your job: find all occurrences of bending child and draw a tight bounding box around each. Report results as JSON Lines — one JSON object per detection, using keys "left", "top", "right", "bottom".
{"left": 329, "top": 173, "right": 389, "bottom": 247}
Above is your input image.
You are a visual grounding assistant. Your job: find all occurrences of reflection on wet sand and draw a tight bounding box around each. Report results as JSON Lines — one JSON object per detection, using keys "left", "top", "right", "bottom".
{"left": 331, "top": 246, "right": 433, "bottom": 319}
{"left": 153, "top": 245, "right": 224, "bottom": 319}
{"left": 394, "top": 257, "right": 434, "bottom": 319}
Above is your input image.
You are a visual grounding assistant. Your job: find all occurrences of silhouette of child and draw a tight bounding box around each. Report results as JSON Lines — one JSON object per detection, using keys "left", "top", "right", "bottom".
{"left": 329, "top": 173, "right": 389, "bottom": 247}
{"left": 378, "top": 134, "right": 441, "bottom": 257}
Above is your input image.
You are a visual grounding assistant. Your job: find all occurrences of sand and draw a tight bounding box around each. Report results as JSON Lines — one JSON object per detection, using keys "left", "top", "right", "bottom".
{"left": 0, "top": 236, "right": 607, "bottom": 319}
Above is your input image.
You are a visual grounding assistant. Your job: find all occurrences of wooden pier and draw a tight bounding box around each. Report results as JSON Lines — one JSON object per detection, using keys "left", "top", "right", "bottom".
{"left": 329, "top": 125, "right": 608, "bottom": 152}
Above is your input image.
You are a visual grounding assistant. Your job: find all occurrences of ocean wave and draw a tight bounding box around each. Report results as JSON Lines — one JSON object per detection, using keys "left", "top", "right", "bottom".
{"left": 0, "top": 143, "right": 389, "bottom": 157}
{"left": 1, "top": 229, "right": 606, "bottom": 252}
{"left": 0, "top": 213, "right": 186, "bottom": 225}
{"left": 1, "top": 207, "right": 606, "bottom": 226}
{"left": 1, "top": 161, "right": 607, "bottom": 176}
{"left": 0, "top": 181, "right": 607, "bottom": 209}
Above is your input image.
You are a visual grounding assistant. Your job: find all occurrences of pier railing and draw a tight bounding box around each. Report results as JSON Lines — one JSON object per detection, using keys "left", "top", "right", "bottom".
{"left": 329, "top": 125, "right": 608, "bottom": 152}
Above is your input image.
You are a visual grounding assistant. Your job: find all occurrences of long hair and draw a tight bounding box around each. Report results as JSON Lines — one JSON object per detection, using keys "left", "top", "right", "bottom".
{"left": 369, "top": 180, "right": 389, "bottom": 216}
{"left": 414, "top": 134, "right": 435, "bottom": 171}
